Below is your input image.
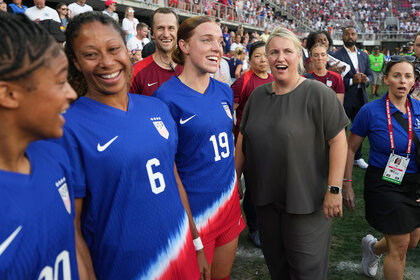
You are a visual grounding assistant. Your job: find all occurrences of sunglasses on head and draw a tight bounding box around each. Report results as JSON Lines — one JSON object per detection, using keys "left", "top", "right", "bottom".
{"left": 390, "top": 55, "right": 416, "bottom": 63}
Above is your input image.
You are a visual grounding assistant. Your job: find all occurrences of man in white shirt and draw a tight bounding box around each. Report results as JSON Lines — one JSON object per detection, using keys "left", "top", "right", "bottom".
{"left": 102, "top": 0, "right": 118, "bottom": 22}
{"left": 332, "top": 26, "right": 373, "bottom": 169}
{"left": 126, "top": 22, "right": 150, "bottom": 52}
{"left": 25, "top": 0, "right": 60, "bottom": 22}
{"left": 68, "top": 0, "right": 92, "bottom": 17}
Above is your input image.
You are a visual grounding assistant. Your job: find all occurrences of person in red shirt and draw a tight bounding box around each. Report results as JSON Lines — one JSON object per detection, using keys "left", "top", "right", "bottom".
{"left": 306, "top": 43, "right": 345, "bottom": 103}
{"left": 130, "top": 8, "right": 183, "bottom": 96}
{"left": 231, "top": 41, "right": 273, "bottom": 248}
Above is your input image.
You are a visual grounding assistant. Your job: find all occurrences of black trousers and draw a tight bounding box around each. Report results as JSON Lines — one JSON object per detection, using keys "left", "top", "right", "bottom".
{"left": 345, "top": 106, "right": 363, "bottom": 160}
{"left": 256, "top": 204, "right": 332, "bottom": 280}
{"left": 243, "top": 176, "right": 258, "bottom": 233}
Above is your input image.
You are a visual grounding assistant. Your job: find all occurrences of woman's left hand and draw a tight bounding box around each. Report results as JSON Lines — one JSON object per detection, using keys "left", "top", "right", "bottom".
{"left": 323, "top": 192, "right": 343, "bottom": 220}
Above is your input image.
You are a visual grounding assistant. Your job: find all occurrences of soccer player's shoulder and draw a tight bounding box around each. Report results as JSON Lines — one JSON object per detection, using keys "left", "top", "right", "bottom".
{"left": 153, "top": 76, "right": 179, "bottom": 99}
{"left": 129, "top": 92, "right": 170, "bottom": 113}
{"left": 211, "top": 77, "right": 232, "bottom": 97}
{"left": 328, "top": 70, "right": 342, "bottom": 80}
{"left": 27, "top": 140, "right": 70, "bottom": 168}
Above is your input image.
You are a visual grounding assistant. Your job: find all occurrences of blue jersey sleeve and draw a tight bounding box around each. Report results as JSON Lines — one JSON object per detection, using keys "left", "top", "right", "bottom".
{"left": 54, "top": 129, "right": 87, "bottom": 198}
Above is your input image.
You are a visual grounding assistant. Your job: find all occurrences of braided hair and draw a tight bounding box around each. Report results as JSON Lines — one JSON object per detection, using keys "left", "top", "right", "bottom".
{"left": 65, "top": 11, "right": 126, "bottom": 96}
{"left": 0, "top": 13, "right": 56, "bottom": 89}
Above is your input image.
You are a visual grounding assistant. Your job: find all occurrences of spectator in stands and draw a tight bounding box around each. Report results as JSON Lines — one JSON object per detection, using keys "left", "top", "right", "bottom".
{"left": 405, "top": 41, "right": 415, "bottom": 56}
{"left": 306, "top": 43, "right": 345, "bottom": 103}
{"left": 410, "top": 31, "right": 420, "bottom": 100}
{"left": 230, "top": 34, "right": 242, "bottom": 55}
{"left": 25, "top": 0, "right": 60, "bottom": 22}
{"left": 235, "top": 27, "right": 348, "bottom": 280}
{"left": 260, "top": 27, "right": 269, "bottom": 42}
{"left": 301, "top": 37, "right": 309, "bottom": 62}
{"left": 102, "top": 0, "right": 118, "bottom": 23}
{"left": 0, "top": 1, "right": 6, "bottom": 12}
{"left": 130, "top": 49, "right": 142, "bottom": 64}
{"left": 7, "top": 0, "right": 27, "bottom": 14}
{"left": 211, "top": 57, "right": 232, "bottom": 85}
{"left": 228, "top": 47, "right": 245, "bottom": 80}
{"left": 68, "top": 0, "right": 92, "bottom": 18}
{"left": 344, "top": 56, "right": 420, "bottom": 279}
{"left": 168, "top": 0, "right": 179, "bottom": 9}
{"left": 130, "top": 8, "right": 182, "bottom": 96}
{"left": 56, "top": 3, "right": 70, "bottom": 28}
{"left": 369, "top": 46, "right": 386, "bottom": 97}
{"left": 222, "top": 26, "right": 231, "bottom": 55}
{"left": 333, "top": 26, "right": 373, "bottom": 170}
{"left": 231, "top": 41, "right": 274, "bottom": 248}
{"left": 122, "top": 7, "right": 138, "bottom": 40}
{"left": 126, "top": 22, "right": 150, "bottom": 53}
{"left": 39, "top": 19, "right": 66, "bottom": 46}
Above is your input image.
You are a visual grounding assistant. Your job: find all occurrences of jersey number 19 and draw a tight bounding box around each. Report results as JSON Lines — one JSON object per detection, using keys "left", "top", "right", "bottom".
{"left": 209, "top": 132, "right": 230, "bottom": 162}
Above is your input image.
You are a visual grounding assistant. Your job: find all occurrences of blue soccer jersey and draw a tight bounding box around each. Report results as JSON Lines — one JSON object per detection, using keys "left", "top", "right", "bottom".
{"left": 154, "top": 77, "right": 244, "bottom": 243}
{"left": 55, "top": 93, "right": 199, "bottom": 280}
{"left": 0, "top": 141, "right": 78, "bottom": 279}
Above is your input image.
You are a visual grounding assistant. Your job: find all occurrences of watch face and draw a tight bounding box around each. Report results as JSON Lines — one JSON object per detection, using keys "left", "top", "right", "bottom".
{"left": 329, "top": 186, "right": 340, "bottom": 194}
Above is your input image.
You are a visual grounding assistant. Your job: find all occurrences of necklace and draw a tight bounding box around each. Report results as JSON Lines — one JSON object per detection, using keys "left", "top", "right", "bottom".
{"left": 272, "top": 75, "right": 301, "bottom": 95}
{"left": 155, "top": 53, "right": 173, "bottom": 70}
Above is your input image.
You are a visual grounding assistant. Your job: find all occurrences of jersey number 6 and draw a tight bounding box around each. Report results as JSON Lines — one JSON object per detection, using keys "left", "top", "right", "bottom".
{"left": 146, "top": 158, "right": 166, "bottom": 194}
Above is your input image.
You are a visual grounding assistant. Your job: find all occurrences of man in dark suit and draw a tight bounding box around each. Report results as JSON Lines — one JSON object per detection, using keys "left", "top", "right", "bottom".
{"left": 333, "top": 26, "right": 373, "bottom": 169}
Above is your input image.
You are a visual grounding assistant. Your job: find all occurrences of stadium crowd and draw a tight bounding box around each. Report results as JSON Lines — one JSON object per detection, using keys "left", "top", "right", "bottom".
{"left": 1, "top": 0, "right": 420, "bottom": 279}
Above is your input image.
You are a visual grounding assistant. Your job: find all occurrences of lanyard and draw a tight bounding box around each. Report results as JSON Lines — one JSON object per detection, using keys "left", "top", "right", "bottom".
{"left": 386, "top": 94, "right": 413, "bottom": 155}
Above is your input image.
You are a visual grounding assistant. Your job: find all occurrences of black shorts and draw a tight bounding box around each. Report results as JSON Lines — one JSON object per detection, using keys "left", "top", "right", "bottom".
{"left": 364, "top": 166, "right": 420, "bottom": 234}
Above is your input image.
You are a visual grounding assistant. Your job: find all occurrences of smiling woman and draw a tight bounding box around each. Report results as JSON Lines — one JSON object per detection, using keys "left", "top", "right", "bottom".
{"left": 235, "top": 27, "right": 349, "bottom": 279}
{"left": 154, "top": 16, "right": 245, "bottom": 280}
{"left": 0, "top": 12, "right": 78, "bottom": 279}
{"left": 56, "top": 11, "right": 202, "bottom": 280}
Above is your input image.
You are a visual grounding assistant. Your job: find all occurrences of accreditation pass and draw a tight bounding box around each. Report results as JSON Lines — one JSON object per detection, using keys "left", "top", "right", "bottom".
{"left": 382, "top": 153, "right": 410, "bottom": 185}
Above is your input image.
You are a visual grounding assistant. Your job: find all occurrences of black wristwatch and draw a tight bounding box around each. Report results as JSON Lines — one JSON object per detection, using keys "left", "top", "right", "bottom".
{"left": 328, "top": 185, "right": 342, "bottom": 194}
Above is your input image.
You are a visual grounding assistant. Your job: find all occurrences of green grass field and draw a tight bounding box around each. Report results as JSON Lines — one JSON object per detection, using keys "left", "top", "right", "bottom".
{"left": 231, "top": 84, "right": 420, "bottom": 279}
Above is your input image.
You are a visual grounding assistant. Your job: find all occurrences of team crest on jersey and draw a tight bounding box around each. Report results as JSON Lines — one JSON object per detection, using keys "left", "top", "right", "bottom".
{"left": 222, "top": 102, "right": 232, "bottom": 119}
{"left": 151, "top": 117, "right": 169, "bottom": 139}
{"left": 55, "top": 177, "right": 71, "bottom": 214}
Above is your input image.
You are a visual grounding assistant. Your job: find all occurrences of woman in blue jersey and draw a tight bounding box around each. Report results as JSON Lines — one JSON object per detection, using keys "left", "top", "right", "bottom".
{"left": 154, "top": 16, "right": 245, "bottom": 280}
{"left": 343, "top": 56, "right": 420, "bottom": 279}
{"left": 0, "top": 13, "right": 79, "bottom": 278}
{"left": 61, "top": 11, "right": 205, "bottom": 280}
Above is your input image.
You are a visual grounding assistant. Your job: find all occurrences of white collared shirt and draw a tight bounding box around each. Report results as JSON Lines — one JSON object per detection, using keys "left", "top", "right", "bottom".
{"left": 344, "top": 45, "right": 360, "bottom": 87}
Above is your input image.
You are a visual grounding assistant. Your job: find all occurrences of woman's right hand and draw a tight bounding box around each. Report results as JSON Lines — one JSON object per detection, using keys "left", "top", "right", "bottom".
{"left": 197, "top": 250, "right": 210, "bottom": 280}
{"left": 342, "top": 182, "right": 355, "bottom": 211}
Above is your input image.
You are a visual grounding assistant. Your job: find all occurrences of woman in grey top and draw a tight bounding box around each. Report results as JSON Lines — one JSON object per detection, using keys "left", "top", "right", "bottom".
{"left": 234, "top": 27, "right": 349, "bottom": 279}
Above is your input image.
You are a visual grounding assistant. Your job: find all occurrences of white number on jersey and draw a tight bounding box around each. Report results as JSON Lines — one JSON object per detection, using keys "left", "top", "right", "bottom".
{"left": 146, "top": 158, "right": 166, "bottom": 194}
{"left": 209, "top": 132, "right": 230, "bottom": 162}
{"left": 38, "top": 250, "right": 71, "bottom": 280}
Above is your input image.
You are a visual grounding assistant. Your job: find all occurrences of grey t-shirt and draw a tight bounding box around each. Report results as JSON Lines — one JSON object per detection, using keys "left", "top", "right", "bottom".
{"left": 240, "top": 79, "right": 349, "bottom": 214}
